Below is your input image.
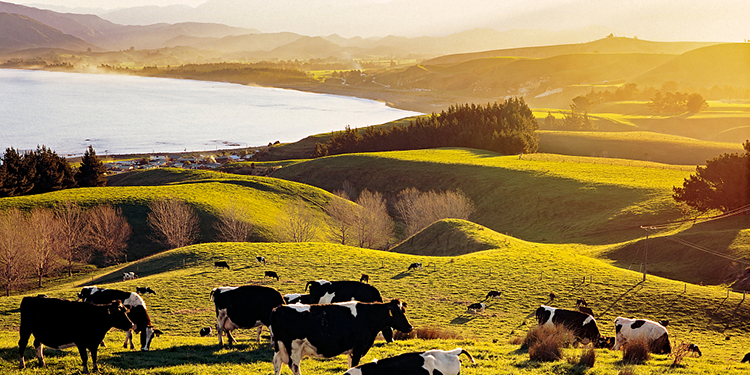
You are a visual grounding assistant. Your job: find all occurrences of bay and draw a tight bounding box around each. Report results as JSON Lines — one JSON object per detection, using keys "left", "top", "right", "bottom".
{"left": 0, "top": 69, "right": 420, "bottom": 157}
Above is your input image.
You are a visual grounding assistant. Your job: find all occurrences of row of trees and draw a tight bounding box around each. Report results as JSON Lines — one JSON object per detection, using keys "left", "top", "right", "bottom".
{"left": 647, "top": 91, "right": 708, "bottom": 113}
{"left": 314, "top": 98, "right": 539, "bottom": 157}
{"left": 0, "top": 145, "right": 106, "bottom": 197}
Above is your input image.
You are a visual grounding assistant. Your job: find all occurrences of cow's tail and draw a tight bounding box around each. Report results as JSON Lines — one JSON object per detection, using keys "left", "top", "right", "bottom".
{"left": 458, "top": 348, "right": 476, "bottom": 364}
{"left": 305, "top": 281, "right": 313, "bottom": 292}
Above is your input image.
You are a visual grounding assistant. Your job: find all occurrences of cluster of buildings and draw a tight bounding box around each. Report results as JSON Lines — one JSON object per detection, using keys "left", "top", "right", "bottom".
{"left": 104, "top": 153, "right": 254, "bottom": 174}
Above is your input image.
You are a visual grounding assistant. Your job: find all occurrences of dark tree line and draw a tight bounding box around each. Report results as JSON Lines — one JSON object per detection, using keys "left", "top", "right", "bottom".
{"left": 314, "top": 98, "right": 539, "bottom": 157}
{"left": 0, "top": 145, "right": 106, "bottom": 198}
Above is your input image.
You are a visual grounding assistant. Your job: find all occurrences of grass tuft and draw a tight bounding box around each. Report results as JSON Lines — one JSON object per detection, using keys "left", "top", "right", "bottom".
{"left": 524, "top": 325, "right": 573, "bottom": 362}
{"left": 623, "top": 338, "right": 651, "bottom": 364}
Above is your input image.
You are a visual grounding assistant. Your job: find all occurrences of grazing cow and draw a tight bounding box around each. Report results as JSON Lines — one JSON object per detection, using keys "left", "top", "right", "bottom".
{"left": 484, "top": 291, "right": 502, "bottom": 301}
{"left": 548, "top": 292, "right": 557, "bottom": 301}
{"left": 742, "top": 352, "right": 750, "bottom": 363}
{"left": 283, "top": 293, "right": 313, "bottom": 304}
{"left": 305, "top": 280, "right": 394, "bottom": 342}
{"left": 264, "top": 271, "right": 280, "bottom": 281}
{"left": 214, "top": 261, "right": 230, "bottom": 270}
{"left": 595, "top": 336, "right": 616, "bottom": 349}
{"left": 123, "top": 272, "right": 137, "bottom": 281}
{"left": 467, "top": 303, "right": 485, "bottom": 313}
{"left": 535, "top": 305, "right": 601, "bottom": 343}
{"left": 576, "top": 298, "right": 588, "bottom": 307}
{"left": 344, "top": 348, "right": 475, "bottom": 375}
{"left": 270, "top": 299, "right": 413, "bottom": 374}
{"left": 78, "top": 286, "right": 161, "bottom": 351}
{"left": 408, "top": 262, "right": 422, "bottom": 271}
{"left": 257, "top": 256, "right": 266, "bottom": 265}
{"left": 199, "top": 327, "right": 212, "bottom": 337}
{"left": 18, "top": 296, "right": 133, "bottom": 374}
{"left": 686, "top": 343, "right": 702, "bottom": 357}
{"left": 613, "top": 317, "right": 671, "bottom": 354}
{"left": 360, "top": 274, "right": 370, "bottom": 283}
{"left": 210, "top": 285, "right": 285, "bottom": 346}
{"left": 136, "top": 287, "right": 156, "bottom": 296}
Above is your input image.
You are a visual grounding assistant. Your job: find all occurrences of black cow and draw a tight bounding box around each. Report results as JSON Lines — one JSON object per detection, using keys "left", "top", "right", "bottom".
{"left": 136, "top": 287, "right": 156, "bottom": 296}
{"left": 360, "top": 274, "right": 370, "bottom": 283}
{"left": 264, "top": 271, "right": 280, "bottom": 281}
{"left": 78, "top": 286, "right": 161, "bottom": 351}
{"left": 18, "top": 296, "right": 133, "bottom": 374}
{"left": 214, "top": 261, "right": 230, "bottom": 270}
{"left": 283, "top": 293, "right": 313, "bottom": 304}
{"left": 408, "top": 262, "right": 422, "bottom": 271}
{"left": 535, "top": 305, "right": 601, "bottom": 343}
{"left": 270, "top": 299, "right": 413, "bottom": 374}
{"left": 256, "top": 256, "right": 266, "bottom": 265}
{"left": 484, "top": 291, "right": 502, "bottom": 301}
{"left": 210, "top": 285, "right": 285, "bottom": 346}
{"left": 345, "top": 348, "right": 475, "bottom": 375}
{"left": 305, "top": 280, "right": 394, "bottom": 342}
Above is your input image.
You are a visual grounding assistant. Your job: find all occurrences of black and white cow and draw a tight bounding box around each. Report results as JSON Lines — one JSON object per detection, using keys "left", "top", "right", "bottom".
{"left": 305, "top": 280, "right": 394, "bottom": 342}
{"left": 269, "top": 299, "right": 413, "bottom": 375}
{"left": 18, "top": 296, "right": 133, "bottom": 374}
{"left": 78, "top": 286, "right": 161, "bottom": 351}
{"left": 123, "top": 272, "right": 137, "bottom": 281}
{"left": 136, "top": 287, "right": 156, "bottom": 296}
{"left": 257, "top": 256, "right": 266, "bottom": 265}
{"left": 283, "top": 293, "right": 313, "bottom": 304}
{"left": 613, "top": 317, "right": 671, "bottom": 354}
{"left": 535, "top": 305, "right": 601, "bottom": 343}
{"left": 467, "top": 303, "right": 485, "bottom": 313}
{"left": 344, "top": 348, "right": 475, "bottom": 375}
{"left": 484, "top": 291, "right": 502, "bottom": 301}
{"left": 210, "top": 285, "right": 285, "bottom": 346}
{"left": 408, "top": 262, "right": 422, "bottom": 271}
{"left": 199, "top": 327, "right": 212, "bottom": 337}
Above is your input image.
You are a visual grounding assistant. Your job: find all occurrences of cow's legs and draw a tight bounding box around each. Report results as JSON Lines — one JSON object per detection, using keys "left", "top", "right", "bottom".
{"left": 17, "top": 327, "right": 32, "bottom": 369}
{"left": 256, "top": 326, "right": 263, "bottom": 343}
{"left": 90, "top": 346, "right": 99, "bottom": 373}
{"left": 33, "top": 339, "right": 45, "bottom": 367}
{"left": 226, "top": 329, "right": 238, "bottom": 345}
{"left": 272, "top": 342, "right": 290, "bottom": 375}
{"left": 124, "top": 329, "right": 134, "bottom": 349}
{"left": 216, "top": 322, "right": 224, "bottom": 346}
{"left": 77, "top": 345, "right": 89, "bottom": 374}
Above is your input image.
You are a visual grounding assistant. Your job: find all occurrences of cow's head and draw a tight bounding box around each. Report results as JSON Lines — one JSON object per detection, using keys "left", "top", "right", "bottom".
{"left": 127, "top": 305, "right": 160, "bottom": 351}
{"left": 109, "top": 301, "right": 134, "bottom": 331}
{"left": 386, "top": 299, "right": 412, "bottom": 333}
{"left": 535, "top": 305, "right": 553, "bottom": 325}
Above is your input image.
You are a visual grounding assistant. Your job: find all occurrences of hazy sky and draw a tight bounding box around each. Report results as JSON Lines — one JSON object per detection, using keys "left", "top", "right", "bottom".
{"left": 17, "top": 0, "right": 750, "bottom": 41}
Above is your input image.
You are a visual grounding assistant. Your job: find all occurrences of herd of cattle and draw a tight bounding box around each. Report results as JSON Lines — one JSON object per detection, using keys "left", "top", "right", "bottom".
{"left": 16, "top": 260, "right": 743, "bottom": 374}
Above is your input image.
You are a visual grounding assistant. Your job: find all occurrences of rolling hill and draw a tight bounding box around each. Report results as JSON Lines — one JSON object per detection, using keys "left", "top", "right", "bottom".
{"left": 0, "top": 12, "right": 97, "bottom": 52}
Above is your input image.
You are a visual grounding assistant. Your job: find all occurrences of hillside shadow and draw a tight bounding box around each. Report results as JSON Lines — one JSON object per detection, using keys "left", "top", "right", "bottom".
{"left": 106, "top": 343, "right": 272, "bottom": 369}
{"left": 391, "top": 271, "right": 412, "bottom": 280}
{"left": 450, "top": 315, "right": 478, "bottom": 325}
{"left": 0, "top": 307, "right": 20, "bottom": 316}
{"left": 597, "top": 281, "right": 644, "bottom": 318}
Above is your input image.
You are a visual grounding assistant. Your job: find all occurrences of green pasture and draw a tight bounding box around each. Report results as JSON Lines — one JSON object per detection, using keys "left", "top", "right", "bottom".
{"left": 2, "top": 241, "right": 750, "bottom": 374}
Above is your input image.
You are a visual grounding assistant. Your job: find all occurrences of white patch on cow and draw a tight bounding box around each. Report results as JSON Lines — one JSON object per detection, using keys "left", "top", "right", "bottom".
{"left": 319, "top": 292, "right": 336, "bottom": 304}
{"left": 292, "top": 338, "right": 325, "bottom": 359}
{"left": 284, "top": 293, "right": 301, "bottom": 302}
{"left": 273, "top": 340, "right": 290, "bottom": 375}
{"left": 335, "top": 301, "right": 358, "bottom": 317}
{"left": 613, "top": 317, "right": 669, "bottom": 351}
{"left": 315, "top": 280, "right": 331, "bottom": 286}
{"left": 123, "top": 292, "right": 146, "bottom": 308}
{"left": 212, "top": 286, "right": 238, "bottom": 295}
{"left": 141, "top": 326, "right": 155, "bottom": 351}
{"left": 541, "top": 306, "right": 556, "bottom": 327}
{"left": 287, "top": 303, "right": 311, "bottom": 313}
{"left": 345, "top": 368, "right": 363, "bottom": 375}
{"left": 582, "top": 315, "right": 594, "bottom": 326}
{"left": 420, "top": 348, "right": 467, "bottom": 375}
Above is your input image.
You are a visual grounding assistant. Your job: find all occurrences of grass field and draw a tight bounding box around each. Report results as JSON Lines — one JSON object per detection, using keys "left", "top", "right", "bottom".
{"left": 2, "top": 240, "right": 750, "bottom": 374}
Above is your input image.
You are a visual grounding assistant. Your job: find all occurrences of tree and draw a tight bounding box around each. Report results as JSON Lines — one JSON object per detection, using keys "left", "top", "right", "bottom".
{"left": 325, "top": 191, "right": 358, "bottom": 245}
{"left": 86, "top": 205, "right": 132, "bottom": 264}
{"left": 0, "top": 208, "right": 31, "bottom": 296}
{"left": 560, "top": 106, "right": 595, "bottom": 131}
{"left": 27, "top": 208, "right": 61, "bottom": 287}
{"left": 394, "top": 188, "right": 475, "bottom": 238}
{"left": 673, "top": 148, "right": 750, "bottom": 212}
{"left": 543, "top": 112, "right": 557, "bottom": 129}
{"left": 352, "top": 189, "right": 394, "bottom": 250}
{"left": 0, "top": 147, "right": 35, "bottom": 197}
{"left": 686, "top": 93, "right": 709, "bottom": 113}
{"left": 75, "top": 146, "right": 107, "bottom": 187}
{"left": 148, "top": 198, "right": 201, "bottom": 249}
{"left": 213, "top": 204, "right": 254, "bottom": 242}
{"left": 275, "top": 198, "right": 318, "bottom": 242}
{"left": 572, "top": 96, "right": 593, "bottom": 112}
{"left": 28, "top": 145, "right": 76, "bottom": 195}
{"left": 54, "top": 201, "right": 90, "bottom": 277}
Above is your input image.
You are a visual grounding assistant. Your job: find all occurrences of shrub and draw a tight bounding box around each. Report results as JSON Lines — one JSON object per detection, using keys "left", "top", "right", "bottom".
{"left": 523, "top": 324, "right": 574, "bottom": 362}
{"left": 618, "top": 367, "right": 636, "bottom": 375}
{"left": 577, "top": 347, "right": 596, "bottom": 367}
{"left": 670, "top": 342, "right": 690, "bottom": 366}
{"left": 393, "top": 326, "right": 461, "bottom": 340}
{"left": 622, "top": 338, "right": 650, "bottom": 364}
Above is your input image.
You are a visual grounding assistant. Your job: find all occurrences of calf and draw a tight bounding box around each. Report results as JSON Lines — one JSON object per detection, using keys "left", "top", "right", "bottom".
{"left": 270, "top": 299, "right": 413, "bottom": 374}
{"left": 283, "top": 293, "right": 313, "bottom": 304}
{"left": 484, "top": 291, "right": 502, "bottom": 301}
{"left": 78, "top": 286, "right": 161, "bottom": 351}
{"left": 686, "top": 343, "right": 702, "bottom": 357}
{"left": 360, "top": 274, "right": 370, "bottom": 283}
{"left": 305, "top": 279, "right": 394, "bottom": 342}
{"left": 345, "top": 348, "right": 475, "bottom": 375}
{"left": 256, "top": 256, "right": 266, "bottom": 265}
{"left": 18, "top": 296, "right": 133, "bottom": 374}
{"left": 210, "top": 285, "right": 285, "bottom": 346}
{"left": 265, "top": 271, "right": 280, "bottom": 281}
{"left": 408, "top": 262, "right": 422, "bottom": 271}
{"left": 535, "top": 305, "right": 600, "bottom": 343}
{"left": 199, "top": 327, "right": 212, "bottom": 337}
{"left": 467, "top": 302, "right": 486, "bottom": 313}
{"left": 613, "top": 317, "right": 671, "bottom": 354}
{"left": 214, "top": 261, "right": 230, "bottom": 270}
{"left": 136, "top": 287, "right": 156, "bottom": 296}
{"left": 123, "top": 272, "right": 137, "bottom": 281}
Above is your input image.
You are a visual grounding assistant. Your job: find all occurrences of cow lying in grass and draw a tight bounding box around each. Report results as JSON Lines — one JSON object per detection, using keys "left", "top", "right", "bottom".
{"left": 345, "top": 348, "right": 475, "bottom": 375}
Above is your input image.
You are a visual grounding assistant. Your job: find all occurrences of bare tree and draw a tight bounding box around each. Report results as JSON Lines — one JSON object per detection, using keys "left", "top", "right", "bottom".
{"left": 86, "top": 205, "right": 132, "bottom": 264}
{"left": 213, "top": 203, "right": 254, "bottom": 242}
{"left": 325, "top": 190, "right": 357, "bottom": 245}
{"left": 0, "top": 208, "right": 31, "bottom": 296}
{"left": 274, "top": 197, "right": 318, "bottom": 242}
{"left": 147, "top": 198, "right": 201, "bottom": 249}
{"left": 394, "top": 188, "right": 475, "bottom": 238}
{"left": 353, "top": 189, "right": 394, "bottom": 250}
{"left": 28, "top": 208, "right": 61, "bottom": 288}
{"left": 54, "top": 201, "right": 90, "bottom": 277}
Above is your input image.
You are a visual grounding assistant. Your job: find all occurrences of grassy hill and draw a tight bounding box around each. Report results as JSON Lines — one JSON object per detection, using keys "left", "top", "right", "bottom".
{"left": 0, "top": 168, "right": 339, "bottom": 259}
{"left": 1, "top": 241, "right": 750, "bottom": 373}
{"left": 391, "top": 219, "right": 515, "bottom": 256}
